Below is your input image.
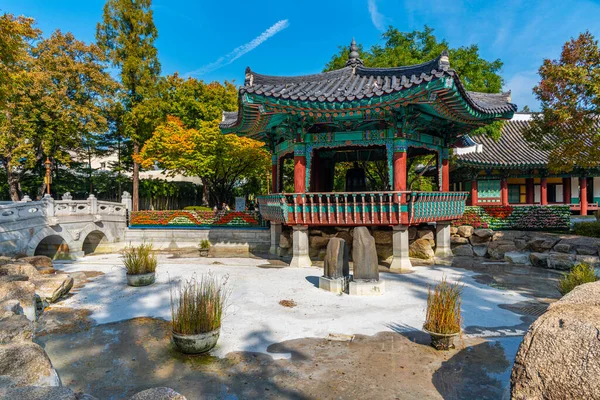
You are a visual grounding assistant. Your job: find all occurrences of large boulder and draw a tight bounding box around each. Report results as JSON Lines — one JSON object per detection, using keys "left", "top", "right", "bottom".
{"left": 450, "top": 235, "right": 469, "bottom": 245}
{"left": 0, "top": 262, "right": 41, "bottom": 279}
{"left": 453, "top": 244, "right": 473, "bottom": 257}
{"left": 351, "top": 227, "right": 378, "bottom": 280}
{"left": 470, "top": 233, "right": 492, "bottom": 245}
{"left": 487, "top": 240, "right": 517, "bottom": 260}
{"left": 0, "top": 342, "right": 60, "bottom": 387}
{"left": 309, "top": 235, "right": 329, "bottom": 251}
{"left": 456, "top": 225, "right": 473, "bottom": 238}
{"left": 372, "top": 229, "right": 392, "bottom": 245}
{"left": 279, "top": 231, "right": 292, "bottom": 249}
{"left": 473, "top": 228, "right": 494, "bottom": 239}
{"left": 31, "top": 275, "right": 74, "bottom": 304}
{"left": 0, "top": 386, "right": 79, "bottom": 400}
{"left": 408, "top": 227, "right": 418, "bottom": 240}
{"left": 129, "top": 387, "right": 187, "bottom": 400}
{"left": 409, "top": 238, "right": 435, "bottom": 260}
{"left": 560, "top": 236, "right": 600, "bottom": 256}
{"left": 529, "top": 252, "right": 550, "bottom": 268}
{"left": 0, "top": 281, "right": 36, "bottom": 321}
{"left": 504, "top": 251, "right": 531, "bottom": 265}
{"left": 511, "top": 281, "right": 600, "bottom": 399}
{"left": 575, "top": 255, "right": 600, "bottom": 268}
{"left": 546, "top": 253, "right": 577, "bottom": 270}
{"left": 553, "top": 242, "right": 572, "bottom": 253}
{"left": 0, "top": 256, "right": 12, "bottom": 266}
{"left": 527, "top": 237, "right": 560, "bottom": 253}
{"left": 0, "top": 314, "right": 33, "bottom": 344}
{"left": 18, "top": 256, "right": 53, "bottom": 269}
{"left": 417, "top": 229, "right": 434, "bottom": 244}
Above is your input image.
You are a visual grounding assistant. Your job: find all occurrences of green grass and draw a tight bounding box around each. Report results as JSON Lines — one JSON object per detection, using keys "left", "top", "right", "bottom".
{"left": 170, "top": 274, "right": 230, "bottom": 335}
{"left": 558, "top": 263, "right": 599, "bottom": 295}
{"left": 573, "top": 221, "right": 600, "bottom": 238}
{"left": 122, "top": 243, "right": 157, "bottom": 275}
{"left": 423, "top": 278, "right": 462, "bottom": 335}
{"left": 183, "top": 206, "right": 213, "bottom": 211}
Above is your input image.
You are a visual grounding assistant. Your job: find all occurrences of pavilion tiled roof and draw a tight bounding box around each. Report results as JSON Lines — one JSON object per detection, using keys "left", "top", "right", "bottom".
{"left": 220, "top": 40, "right": 516, "bottom": 131}
{"left": 456, "top": 118, "right": 550, "bottom": 168}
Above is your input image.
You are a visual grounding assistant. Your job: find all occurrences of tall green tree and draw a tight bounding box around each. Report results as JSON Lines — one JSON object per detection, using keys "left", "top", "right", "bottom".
{"left": 0, "top": 14, "right": 116, "bottom": 200}
{"left": 96, "top": 0, "right": 161, "bottom": 211}
{"left": 524, "top": 31, "right": 600, "bottom": 173}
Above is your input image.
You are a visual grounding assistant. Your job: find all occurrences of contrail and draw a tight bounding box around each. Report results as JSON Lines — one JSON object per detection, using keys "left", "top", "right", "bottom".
{"left": 187, "top": 19, "right": 290, "bottom": 76}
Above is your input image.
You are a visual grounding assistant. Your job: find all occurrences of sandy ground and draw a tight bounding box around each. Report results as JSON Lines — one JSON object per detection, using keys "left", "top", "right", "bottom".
{"left": 51, "top": 254, "right": 531, "bottom": 358}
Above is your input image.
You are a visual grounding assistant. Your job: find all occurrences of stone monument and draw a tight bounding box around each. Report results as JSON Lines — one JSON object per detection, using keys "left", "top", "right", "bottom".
{"left": 349, "top": 227, "right": 385, "bottom": 295}
{"left": 319, "top": 238, "right": 350, "bottom": 293}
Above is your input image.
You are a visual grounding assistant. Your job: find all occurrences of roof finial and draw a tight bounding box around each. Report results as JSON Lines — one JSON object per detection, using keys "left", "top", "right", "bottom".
{"left": 346, "top": 38, "right": 363, "bottom": 68}
{"left": 439, "top": 50, "right": 450, "bottom": 69}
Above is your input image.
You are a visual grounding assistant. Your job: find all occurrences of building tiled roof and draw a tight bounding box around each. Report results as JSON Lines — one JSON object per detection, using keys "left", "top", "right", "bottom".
{"left": 457, "top": 118, "right": 550, "bottom": 168}
{"left": 220, "top": 44, "right": 517, "bottom": 130}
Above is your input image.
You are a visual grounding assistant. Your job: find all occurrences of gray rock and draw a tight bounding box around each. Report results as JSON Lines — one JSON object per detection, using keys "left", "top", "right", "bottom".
{"left": 1, "top": 387, "right": 77, "bottom": 399}
{"left": 0, "top": 342, "right": 60, "bottom": 387}
{"left": 511, "top": 281, "right": 600, "bottom": 400}
{"left": 487, "top": 240, "right": 517, "bottom": 260}
{"left": 0, "top": 281, "right": 36, "bottom": 321}
{"left": 309, "top": 235, "right": 329, "bottom": 250}
{"left": 18, "top": 256, "right": 53, "bottom": 269}
{"left": 456, "top": 226, "right": 474, "bottom": 238}
{"left": 129, "top": 387, "right": 187, "bottom": 400}
{"left": 575, "top": 255, "right": 600, "bottom": 268}
{"left": 472, "top": 245, "right": 489, "bottom": 257}
{"left": 527, "top": 237, "right": 560, "bottom": 253}
{"left": 575, "top": 246, "right": 598, "bottom": 256}
{"left": 30, "top": 275, "right": 74, "bottom": 304}
{"left": 351, "top": 227, "right": 379, "bottom": 281}
{"left": 0, "top": 299, "right": 23, "bottom": 318}
{"left": 473, "top": 228, "right": 494, "bottom": 238}
{"left": 409, "top": 239, "right": 435, "bottom": 260}
{"left": 417, "top": 230, "right": 434, "bottom": 242}
{"left": 529, "top": 252, "right": 550, "bottom": 268}
{"left": 505, "top": 251, "right": 531, "bottom": 265}
{"left": 470, "top": 234, "right": 492, "bottom": 245}
{"left": 547, "top": 253, "right": 577, "bottom": 270}
{"left": 324, "top": 238, "right": 349, "bottom": 279}
{"left": 553, "top": 243, "right": 572, "bottom": 253}
{"left": 453, "top": 245, "right": 474, "bottom": 257}
{"left": 408, "top": 227, "right": 417, "bottom": 240}
{"left": 450, "top": 235, "right": 469, "bottom": 245}
{"left": 372, "top": 230, "right": 392, "bottom": 245}
{"left": 0, "top": 314, "right": 33, "bottom": 344}
{"left": 279, "top": 231, "right": 292, "bottom": 249}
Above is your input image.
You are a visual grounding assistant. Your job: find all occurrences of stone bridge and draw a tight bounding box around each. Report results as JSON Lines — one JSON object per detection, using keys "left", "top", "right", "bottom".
{"left": 0, "top": 193, "right": 131, "bottom": 259}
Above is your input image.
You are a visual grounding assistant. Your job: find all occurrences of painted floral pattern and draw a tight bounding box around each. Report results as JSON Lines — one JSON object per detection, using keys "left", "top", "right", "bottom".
{"left": 453, "top": 205, "right": 570, "bottom": 230}
{"left": 130, "top": 210, "right": 264, "bottom": 227}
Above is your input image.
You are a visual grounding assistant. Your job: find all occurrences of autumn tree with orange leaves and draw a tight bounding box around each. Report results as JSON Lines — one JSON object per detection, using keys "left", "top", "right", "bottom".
{"left": 525, "top": 31, "right": 600, "bottom": 173}
{"left": 136, "top": 77, "right": 269, "bottom": 206}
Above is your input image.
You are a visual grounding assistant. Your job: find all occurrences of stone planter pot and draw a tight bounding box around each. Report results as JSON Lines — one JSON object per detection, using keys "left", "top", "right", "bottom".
{"left": 126, "top": 272, "right": 155, "bottom": 287}
{"left": 199, "top": 248, "right": 209, "bottom": 257}
{"left": 172, "top": 328, "right": 220, "bottom": 354}
{"left": 423, "top": 328, "right": 459, "bottom": 351}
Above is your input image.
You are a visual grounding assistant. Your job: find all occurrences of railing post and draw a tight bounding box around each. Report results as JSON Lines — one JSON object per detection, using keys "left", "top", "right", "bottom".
{"left": 20, "top": 195, "right": 32, "bottom": 202}
{"left": 43, "top": 194, "right": 55, "bottom": 217}
{"left": 122, "top": 191, "right": 132, "bottom": 213}
{"left": 88, "top": 194, "right": 98, "bottom": 215}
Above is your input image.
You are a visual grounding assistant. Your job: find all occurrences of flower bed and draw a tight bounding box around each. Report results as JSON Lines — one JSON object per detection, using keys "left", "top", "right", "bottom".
{"left": 453, "top": 205, "right": 571, "bottom": 230}
{"left": 130, "top": 210, "right": 266, "bottom": 228}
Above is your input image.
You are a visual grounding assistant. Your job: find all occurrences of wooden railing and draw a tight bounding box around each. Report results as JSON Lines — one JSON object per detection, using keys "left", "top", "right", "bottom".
{"left": 257, "top": 191, "right": 468, "bottom": 226}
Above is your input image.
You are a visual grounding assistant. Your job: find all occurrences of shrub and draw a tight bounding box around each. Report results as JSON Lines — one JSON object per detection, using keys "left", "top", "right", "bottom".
{"left": 558, "top": 263, "right": 599, "bottom": 295}
{"left": 199, "top": 239, "right": 211, "bottom": 249}
{"left": 122, "top": 243, "right": 157, "bottom": 275}
{"left": 183, "top": 205, "right": 213, "bottom": 211}
{"left": 423, "top": 278, "right": 462, "bottom": 335}
{"left": 573, "top": 221, "right": 600, "bottom": 238}
{"left": 170, "top": 274, "right": 230, "bottom": 335}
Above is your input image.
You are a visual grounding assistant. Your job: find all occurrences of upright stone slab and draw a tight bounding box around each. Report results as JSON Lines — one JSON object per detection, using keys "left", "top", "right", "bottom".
{"left": 349, "top": 227, "right": 384, "bottom": 295}
{"left": 319, "top": 238, "right": 350, "bottom": 294}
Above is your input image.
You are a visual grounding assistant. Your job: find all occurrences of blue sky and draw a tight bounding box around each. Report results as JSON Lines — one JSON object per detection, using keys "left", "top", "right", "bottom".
{"left": 3, "top": 0, "right": 600, "bottom": 110}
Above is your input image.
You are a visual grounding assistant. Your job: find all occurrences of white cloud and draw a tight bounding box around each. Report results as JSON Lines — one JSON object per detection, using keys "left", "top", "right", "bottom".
{"left": 368, "top": 0, "right": 386, "bottom": 32}
{"left": 186, "top": 19, "right": 290, "bottom": 76}
{"left": 505, "top": 71, "right": 540, "bottom": 111}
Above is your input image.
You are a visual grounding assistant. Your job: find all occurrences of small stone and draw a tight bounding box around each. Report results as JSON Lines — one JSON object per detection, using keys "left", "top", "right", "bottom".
{"left": 487, "top": 240, "right": 517, "bottom": 260}
{"left": 451, "top": 235, "right": 469, "bottom": 245}
{"left": 505, "top": 251, "right": 531, "bottom": 265}
{"left": 457, "top": 226, "right": 474, "bottom": 238}
{"left": 575, "top": 246, "right": 598, "bottom": 256}
{"left": 472, "top": 245, "right": 489, "bottom": 257}
{"left": 470, "top": 235, "right": 492, "bottom": 245}
{"left": 409, "top": 239, "right": 435, "bottom": 260}
{"left": 352, "top": 227, "right": 379, "bottom": 281}
{"left": 453, "top": 245, "right": 474, "bottom": 257}
{"left": 530, "top": 252, "right": 550, "bottom": 268}
{"left": 473, "top": 228, "right": 494, "bottom": 238}
{"left": 129, "top": 387, "right": 187, "bottom": 400}
{"left": 527, "top": 237, "right": 560, "bottom": 253}
{"left": 553, "top": 243, "right": 572, "bottom": 253}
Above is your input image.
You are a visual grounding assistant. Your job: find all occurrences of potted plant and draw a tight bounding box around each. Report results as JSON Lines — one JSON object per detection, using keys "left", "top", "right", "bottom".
{"left": 423, "top": 278, "right": 462, "bottom": 350}
{"left": 199, "top": 239, "right": 210, "bottom": 257}
{"left": 170, "top": 273, "right": 229, "bottom": 354}
{"left": 123, "top": 243, "right": 157, "bottom": 287}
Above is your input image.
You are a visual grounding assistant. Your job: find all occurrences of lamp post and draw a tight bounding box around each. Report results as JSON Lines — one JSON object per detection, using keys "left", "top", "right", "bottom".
{"left": 44, "top": 157, "right": 52, "bottom": 196}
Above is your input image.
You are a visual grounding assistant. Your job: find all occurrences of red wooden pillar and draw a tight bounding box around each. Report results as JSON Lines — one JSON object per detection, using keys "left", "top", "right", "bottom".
{"left": 441, "top": 158, "right": 450, "bottom": 192}
{"left": 563, "top": 177, "right": 571, "bottom": 204}
{"left": 580, "top": 177, "right": 588, "bottom": 215}
{"left": 393, "top": 151, "right": 407, "bottom": 191}
{"left": 540, "top": 178, "right": 548, "bottom": 205}
{"left": 525, "top": 178, "right": 534, "bottom": 204}
{"left": 470, "top": 180, "right": 478, "bottom": 206}
{"left": 294, "top": 155, "right": 306, "bottom": 194}
{"left": 500, "top": 178, "right": 508, "bottom": 206}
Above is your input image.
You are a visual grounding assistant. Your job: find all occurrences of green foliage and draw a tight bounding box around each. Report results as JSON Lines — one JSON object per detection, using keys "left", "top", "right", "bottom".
{"left": 424, "top": 278, "right": 462, "bottom": 335}
{"left": 184, "top": 206, "right": 213, "bottom": 211}
{"left": 558, "top": 263, "right": 599, "bottom": 295}
{"left": 573, "top": 221, "right": 600, "bottom": 238}
{"left": 454, "top": 205, "right": 571, "bottom": 231}
{"left": 325, "top": 26, "right": 503, "bottom": 93}
{"left": 199, "top": 239, "right": 210, "bottom": 249}
{"left": 524, "top": 31, "right": 600, "bottom": 173}
{"left": 170, "top": 274, "right": 230, "bottom": 335}
{"left": 122, "top": 243, "right": 157, "bottom": 275}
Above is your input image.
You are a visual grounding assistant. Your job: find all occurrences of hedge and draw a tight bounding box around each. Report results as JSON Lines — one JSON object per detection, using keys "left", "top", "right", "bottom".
{"left": 453, "top": 205, "right": 571, "bottom": 230}
{"left": 130, "top": 210, "right": 267, "bottom": 228}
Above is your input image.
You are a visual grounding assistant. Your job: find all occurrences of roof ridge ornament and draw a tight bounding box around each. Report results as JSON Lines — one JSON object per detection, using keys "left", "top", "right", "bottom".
{"left": 439, "top": 49, "right": 450, "bottom": 69}
{"left": 245, "top": 66, "right": 254, "bottom": 87}
{"left": 346, "top": 38, "right": 363, "bottom": 69}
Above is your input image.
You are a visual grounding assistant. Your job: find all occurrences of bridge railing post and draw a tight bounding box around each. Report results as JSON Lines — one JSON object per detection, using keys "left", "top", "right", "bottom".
{"left": 88, "top": 194, "right": 98, "bottom": 215}
{"left": 122, "top": 191, "right": 132, "bottom": 225}
{"left": 43, "top": 194, "right": 55, "bottom": 217}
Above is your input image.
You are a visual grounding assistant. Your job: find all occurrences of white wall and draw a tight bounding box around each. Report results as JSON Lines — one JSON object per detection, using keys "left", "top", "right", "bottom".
{"left": 594, "top": 177, "right": 600, "bottom": 199}
{"left": 571, "top": 177, "right": 580, "bottom": 200}
{"left": 555, "top": 184, "right": 564, "bottom": 203}
{"left": 534, "top": 185, "right": 540, "bottom": 203}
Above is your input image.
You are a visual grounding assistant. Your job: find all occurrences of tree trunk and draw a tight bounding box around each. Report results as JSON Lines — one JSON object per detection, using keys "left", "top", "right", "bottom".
{"left": 133, "top": 141, "right": 140, "bottom": 211}
{"left": 7, "top": 170, "right": 21, "bottom": 201}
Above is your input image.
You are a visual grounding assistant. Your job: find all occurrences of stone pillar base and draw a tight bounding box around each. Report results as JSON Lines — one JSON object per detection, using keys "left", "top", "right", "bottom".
{"left": 391, "top": 225, "right": 415, "bottom": 273}
{"left": 348, "top": 279, "right": 385, "bottom": 296}
{"left": 389, "top": 257, "right": 415, "bottom": 273}
{"left": 319, "top": 276, "right": 349, "bottom": 294}
{"left": 290, "top": 225, "right": 311, "bottom": 267}
{"left": 289, "top": 254, "right": 312, "bottom": 268}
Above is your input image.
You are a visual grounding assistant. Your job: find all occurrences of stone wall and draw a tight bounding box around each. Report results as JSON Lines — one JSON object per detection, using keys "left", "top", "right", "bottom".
{"left": 451, "top": 225, "right": 600, "bottom": 270}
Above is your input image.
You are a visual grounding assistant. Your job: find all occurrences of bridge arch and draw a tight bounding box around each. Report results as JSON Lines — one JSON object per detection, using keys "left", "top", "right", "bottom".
{"left": 82, "top": 230, "right": 108, "bottom": 255}
{"left": 34, "top": 235, "right": 70, "bottom": 259}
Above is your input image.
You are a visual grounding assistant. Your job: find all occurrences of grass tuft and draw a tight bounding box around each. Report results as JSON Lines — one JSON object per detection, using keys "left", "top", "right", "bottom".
{"left": 122, "top": 243, "right": 157, "bottom": 275}
{"left": 423, "top": 278, "right": 462, "bottom": 335}
{"left": 558, "top": 263, "right": 599, "bottom": 295}
{"left": 170, "top": 273, "right": 230, "bottom": 335}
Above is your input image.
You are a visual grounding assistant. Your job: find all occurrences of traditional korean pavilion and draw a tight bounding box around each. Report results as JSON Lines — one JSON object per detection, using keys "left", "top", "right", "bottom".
{"left": 454, "top": 113, "right": 600, "bottom": 215}
{"left": 221, "top": 40, "right": 517, "bottom": 269}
